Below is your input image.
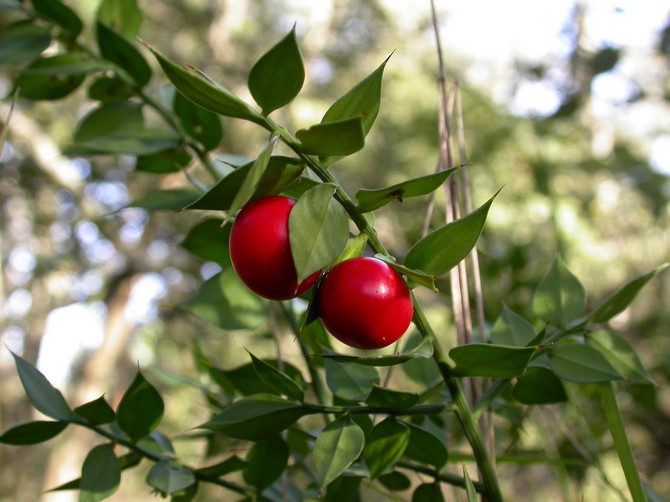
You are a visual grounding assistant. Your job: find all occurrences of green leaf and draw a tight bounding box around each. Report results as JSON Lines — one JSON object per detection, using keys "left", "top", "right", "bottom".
{"left": 248, "top": 27, "right": 304, "bottom": 115}
{"left": 289, "top": 183, "right": 349, "bottom": 282}
{"left": 195, "top": 456, "right": 248, "bottom": 478}
{"left": 512, "top": 367, "right": 568, "bottom": 404}
{"left": 533, "top": 256, "right": 587, "bottom": 327}
{"left": 296, "top": 116, "right": 365, "bottom": 156}
{"left": 48, "top": 453, "right": 141, "bottom": 492}
{"left": 225, "top": 136, "right": 278, "bottom": 221}
{"left": 403, "top": 422, "right": 448, "bottom": 469}
{"left": 365, "top": 385, "right": 420, "bottom": 411}
{"left": 313, "top": 416, "right": 365, "bottom": 489}
{"left": 170, "top": 482, "right": 198, "bottom": 502}
{"left": 174, "top": 91, "right": 223, "bottom": 151}
{"left": 462, "top": 461, "right": 478, "bottom": 502}
{"left": 363, "top": 417, "right": 410, "bottom": 479}
{"left": 148, "top": 45, "right": 261, "bottom": 121}
{"left": 96, "top": 0, "right": 142, "bottom": 39}
{"left": 80, "top": 444, "right": 121, "bottom": 502}
{"left": 74, "top": 101, "right": 144, "bottom": 142}
{"left": 331, "top": 234, "right": 368, "bottom": 268}
{"left": 135, "top": 148, "right": 192, "bottom": 174}
{"left": 243, "top": 435, "right": 289, "bottom": 491}
{"left": 96, "top": 22, "right": 151, "bottom": 87}
{"left": 184, "top": 156, "right": 304, "bottom": 211}
{"left": 10, "top": 351, "right": 75, "bottom": 421}
{"left": 181, "top": 219, "right": 232, "bottom": 267}
{"left": 589, "top": 263, "right": 668, "bottom": 323}
{"left": 318, "top": 337, "right": 433, "bottom": 367}
{"left": 88, "top": 76, "right": 133, "bottom": 103}
{"left": 356, "top": 168, "right": 458, "bottom": 213}
{"left": 74, "top": 396, "right": 116, "bottom": 426}
{"left": 179, "top": 269, "right": 269, "bottom": 330}
{"left": 549, "top": 343, "right": 622, "bottom": 383}
{"left": 449, "top": 344, "right": 537, "bottom": 378}
{"left": 586, "top": 331, "right": 657, "bottom": 386}
{"left": 0, "top": 22, "right": 51, "bottom": 64}
{"left": 199, "top": 394, "right": 311, "bottom": 440}
{"left": 138, "top": 431, "right": 175, "bottom": 458}
{"left": 374, "top": 255, "right": 437, "bottom": 292}
{"left": 0, "top": 420, "right": 68, "bottom": 445}
{"left": 248, "top": 350, "right": 304, "bottom": 402}
{"left": 324, "top": 476, "right": 362, "bottom": 502}
{"left": 324, "top": 358, "right": 380, "bottom": 401}
{"left": 379, "top": 471, "right": 411, "bottom": 492}
{"left": 404, "top": 191, "right": 497, "bottom": 277}
{"left": 322, "top": 56, "right": 388, "bottom": 137}
{"left": 146, "top": 461, "right": 196, "bottom": 495}
{"left": 31, "top": 0, "right": 83, "bottom": 38}
{"left": 116, "top": 369, "right": 164, "bottom": 442}
{"left": 16, "top": 54, "right": 92, "bottom": 100}
{"left": 125, "top": 189, "right": 200, "bottom": 211}
{"left": 490, "top": 307, "right": 537, "bottom": 347}
{"left": 412, "top": 482, "right": 444, "bottom": 502}
{"left": 206, "top": 359, "right": 306, "bottom": 399}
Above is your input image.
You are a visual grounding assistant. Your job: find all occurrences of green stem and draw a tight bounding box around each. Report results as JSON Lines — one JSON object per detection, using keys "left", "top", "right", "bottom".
{"left": 397, "top": 459, "right": 486, "bottom": 494}
{"left": 598, "top": 382, "right": 646, "bottom": 502}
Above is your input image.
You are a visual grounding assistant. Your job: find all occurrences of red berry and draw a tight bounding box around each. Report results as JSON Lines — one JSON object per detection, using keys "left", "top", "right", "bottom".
{"left": 317, "top": 257, "right": 414, "bottom": 350}
{"left": 229, "top": 195, "right": 319, "bottom": 300}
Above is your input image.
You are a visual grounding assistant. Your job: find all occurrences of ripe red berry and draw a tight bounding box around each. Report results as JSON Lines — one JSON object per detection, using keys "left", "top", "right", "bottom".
{"left": 317, "top": 257, "right": 414, "bottom": 350}
{"left": 229, "top": 195, "right": 319, "bottom": 301}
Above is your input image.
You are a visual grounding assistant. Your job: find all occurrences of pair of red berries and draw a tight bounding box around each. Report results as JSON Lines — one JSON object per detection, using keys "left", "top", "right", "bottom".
{"left": 228, "top": 195, "right": 414, "bottom": 349}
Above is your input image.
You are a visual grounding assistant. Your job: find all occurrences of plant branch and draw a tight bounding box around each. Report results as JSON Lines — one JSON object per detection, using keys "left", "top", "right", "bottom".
{"left": 397, "top": 459, "right": 486, "bottom": 494}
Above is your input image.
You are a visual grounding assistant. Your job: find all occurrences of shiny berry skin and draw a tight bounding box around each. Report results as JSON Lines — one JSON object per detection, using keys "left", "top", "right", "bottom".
{"left": 229, "top": 195, "right": 319, "bottom": 301}
{"left": 317, "top": 257, "right": 414, "bottom": 350}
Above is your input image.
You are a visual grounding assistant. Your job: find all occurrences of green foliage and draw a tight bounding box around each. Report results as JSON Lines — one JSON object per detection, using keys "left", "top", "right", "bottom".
{"left": 533, "top": 256, "right": 587, "bottom": 328}
{"left": 449, "top": 344, "right": 536, "bottom": 378}
{"left": 80, "top": 444, "right": 121, "bottom": 502}
{"left": 313, "top": 416, "right": 365, "bottom": 489}
{"left": 363, "top": 417, "right": 410, "bottom": 479}
{"left": 116, "top": 370, "right": 164, "bottom": 443}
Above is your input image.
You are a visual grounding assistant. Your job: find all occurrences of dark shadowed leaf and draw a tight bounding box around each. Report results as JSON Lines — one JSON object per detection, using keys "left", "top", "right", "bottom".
{"left": 48, "top": 453, "right": 141, "bottom": 492}
{"left": 412, "top": 482, "right": 444, "bottom": 502}
{"left": 586, "top": 331, "right": 657, "bottom": 386}
{"left": 146, "top": 461, "right": 196, "bottom": 495}
{"left": 116, "top": 369, "right": 164, "bottom": 442}
{"left": 179, "top": 269, "right": 269, "bottom": 330}
{"left": 248, "top": 27, "right": 304, "bottom": 114}
{"left": 16, "top": 54, "right": 93, "bottom": 100}
{"left": 449, "top": 344, "right": 536, "bottom": 378}
{"left": 206, "top": 359, "right": 306, "bottom": 399}
{"left": 289, "top": 183, "right": 349, "bottom": 282}
{"left": 248, "top": 350, "right": 304, "bottom": 402}
{"left": 365, "top": 385, "right": 420, "bottom": 411}
{"left": 80, "top": 443, "right": 121, "bottom": 502}
{"left": 96, "top": 0, "right": 142, "bottom": 39}
{"left": 10, "top": 351, "right": 75, "bottom": 421}
{"left": 379, "top": 471, "right": 411, "bottom": 492}
{"left": 549, "top": 343, "right": 622, "bottom": 383}
{"left": 589, "top": 263, "right": 668, "bottom": 323}
{"left": 363, "top": 417, "right": 410, "bottom": 479}
{"left": 0, "top": 22, "right": 51, "bottom": 64}
{"left": 184, "top": 156, "right": 304, "bottom": 211}
{"left": 403, "top": 422, "right": 448, "bottom": 469}
{"left": 196, "top": 456, "right": 248, "bottom": 478}
{"left": 490, "top": 307, "right": 536, "bottom": 347}
{"left": 174, "top": 91, "right": 223, "bottom": 151}
{"left": 324, "top": 476, "right": 362, "bottom": 502}
{"left": 181, "top": 219, "right": 232, "bottom": 267}
{"left": 135, "top": 148, "right": 191, "bottom": 174}
{"left": 88, "top": 76, "right": 133, "bottom": 102}
{"left": 199, "top": 394, "right": 311, "bottom": 440}
{"left": 296, "top": 116, "right": 365, "bottom": 156}
{"left": 356, "top": 168, "right": 458, "bottom": 213}
{"left": 405, "top": 191, "right": 497, "bottom": 277}
{"left": 324, "top": 358, "right": 379, "bottom": 401}
{"left": 313, "top": 416, "right": 365, "bottom": 489}
{"left": 74, "top": 395, "right": 116, "bottom": 425}
{"left": 513, "top": 367, "right": 568, "bottom": 404}
{"left": 96, "top": 22, "right": 151, "bottom": 87}
{"left": 243, "top": 435, "right": 289, "bottom": 491}
{"left": 125, "top": 189, "right": 200, "bottom": 211}
{"left": 149, "top": 46, "right": 261, "bottom": 121}
{"left": 533, "top": 256, "right": 587, "bottom": 327}
{"left": 138, "top": 430, "right": 175, "bottom": 458}
{"left": 31, "top": 0, "right": 83, "bottom": 38}
{"left": 74, "top": 101, "right": 144, "bottom": 142}
{"left": 0, "top": 420, "right": 68, "bottom": 445}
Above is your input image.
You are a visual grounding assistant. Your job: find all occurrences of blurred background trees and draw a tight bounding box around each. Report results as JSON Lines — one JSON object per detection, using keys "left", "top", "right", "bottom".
{"left": 1, "top": 0, "right": 668, "bottom": 500}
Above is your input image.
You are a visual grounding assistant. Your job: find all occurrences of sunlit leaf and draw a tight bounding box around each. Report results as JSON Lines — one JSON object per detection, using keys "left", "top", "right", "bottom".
{"left": 96, "top": 0, "right": 142, "bottom": 39}
{"left": 296, "top": 116, "right": 365, "bottom": 156}
{"left": 586, "top": 331, "right": 657, "bottom": 386}
{"left": 363, "top": 417, "right": 410, "bottom": 479}
{"left": 314, "top": 416, "right": 365, "bottom": 489}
